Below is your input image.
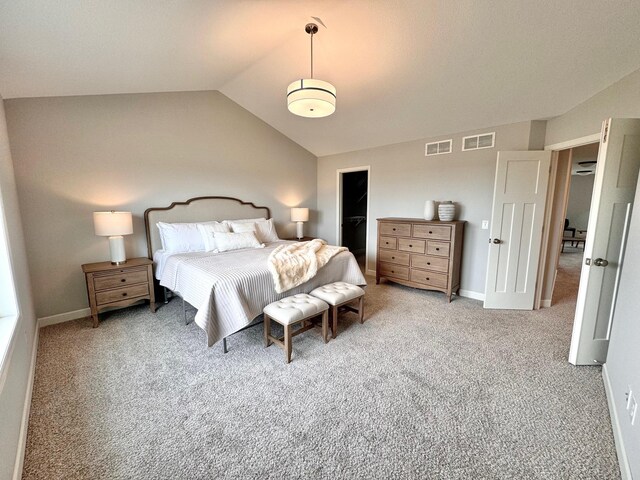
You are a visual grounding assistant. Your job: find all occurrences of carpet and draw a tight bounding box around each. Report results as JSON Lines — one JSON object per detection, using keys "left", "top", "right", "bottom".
{"left": 23, "top": 273, "right": 619, "bottom": 479}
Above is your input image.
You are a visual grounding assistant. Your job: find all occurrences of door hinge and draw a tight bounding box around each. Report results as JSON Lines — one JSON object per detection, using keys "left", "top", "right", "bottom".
{"left": 603, "top": 123, "right": 609, "bottom": 143}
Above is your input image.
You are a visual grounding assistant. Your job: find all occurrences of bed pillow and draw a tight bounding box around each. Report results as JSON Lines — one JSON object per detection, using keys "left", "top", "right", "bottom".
{"left": 228, "top": 222, "right": 257, "bottom": 233}
{"left": 223, "top": 217, "right": 266, "bottom": 226}
{"left": 157, "top": 221, "right": 222, "bottom": 253}
{"left": 254, "top": 218, "right": 280, "bottom": 243}
{"left": 214, "top": 231, "right": 263, "bottom": 252}
{"left": 197, "top": 222, "right": 232, "bottom": 252}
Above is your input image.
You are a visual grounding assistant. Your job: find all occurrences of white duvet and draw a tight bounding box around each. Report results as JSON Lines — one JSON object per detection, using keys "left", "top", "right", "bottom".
{"left": 157, "top": 241, "right": 366, "bottom": 347}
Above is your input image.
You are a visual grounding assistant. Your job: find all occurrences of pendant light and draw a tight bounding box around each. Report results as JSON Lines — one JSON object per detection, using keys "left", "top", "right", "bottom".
{"left": 287, "top": 23, "right": 336, "bottom": 118}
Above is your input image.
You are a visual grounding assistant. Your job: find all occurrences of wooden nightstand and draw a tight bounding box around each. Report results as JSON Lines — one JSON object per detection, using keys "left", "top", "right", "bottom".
{"left": 284, "top": 236, "right": 315, "bottom": 241}
{"left": 82, "top": 257, "right": 156, "bottom": 327}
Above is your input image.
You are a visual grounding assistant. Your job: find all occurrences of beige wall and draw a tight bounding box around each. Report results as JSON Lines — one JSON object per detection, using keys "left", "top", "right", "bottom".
{"left": 4, "top": 91, "right": 317, "bottom": 318}
{"left": 317, "top": 121, "right": 542, "bottom": 296}
{"left": 0, "top": 96, "right": 37, "bottom": 479}
{"left": 545, "top": 68, "right": 640, "bottom": 146}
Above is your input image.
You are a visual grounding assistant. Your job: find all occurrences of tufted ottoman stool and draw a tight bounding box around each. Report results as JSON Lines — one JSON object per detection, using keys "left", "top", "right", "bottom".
{"left": 309, "top": 282, "right": 365, "bottom": 339}
{"left": 263, "top": 294, "right": 329, "bottom": 363}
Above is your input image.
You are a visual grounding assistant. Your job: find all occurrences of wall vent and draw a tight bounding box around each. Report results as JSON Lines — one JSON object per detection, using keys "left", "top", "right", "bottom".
{"left": 462, "top": 132, "right": 495, "bottom": 151}
{"left": 425, "top": 139, "right": 452, "bottom": 156}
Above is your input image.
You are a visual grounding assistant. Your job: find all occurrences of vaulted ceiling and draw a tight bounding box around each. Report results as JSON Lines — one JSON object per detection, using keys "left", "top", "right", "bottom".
{"left": 1, "top": 1, "right": 639, "bottom": 156}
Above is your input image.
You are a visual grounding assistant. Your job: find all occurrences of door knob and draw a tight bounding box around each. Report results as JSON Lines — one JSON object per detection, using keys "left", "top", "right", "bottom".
{"left": 492, "top": 238, "right": 502, "bottom": 244}
{"left": 593, "top": 258, "right": 609, "bottom": 267}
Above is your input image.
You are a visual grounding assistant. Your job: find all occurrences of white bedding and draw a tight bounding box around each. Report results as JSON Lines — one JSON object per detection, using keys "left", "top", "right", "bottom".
{"left": 156, "top": 241, "right": 366, "bottom": 346}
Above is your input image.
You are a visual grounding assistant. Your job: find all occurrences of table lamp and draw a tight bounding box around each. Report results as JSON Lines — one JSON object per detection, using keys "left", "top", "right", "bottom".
{"left": 93, "top": 211, "right": 133, "bottom": 265}
{"left": 291, "top": 207, "right": 309, "bottom": 240}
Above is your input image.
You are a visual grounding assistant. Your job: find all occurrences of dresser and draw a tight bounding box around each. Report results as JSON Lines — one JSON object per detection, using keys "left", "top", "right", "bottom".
{"left": 82, "top": 257, "right": 156, "bottom": 327}
{"left": 376, "top": 218, "right": 465, "bottom": 302}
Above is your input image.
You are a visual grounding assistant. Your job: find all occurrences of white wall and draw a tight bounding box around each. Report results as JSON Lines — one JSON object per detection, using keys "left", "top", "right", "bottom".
{"left": 545, "top": 69, "right": 640, "bottom": 146}
{"left": 0, "top": 96, "right": 37, "bottom": 479}
{"left": 4, "top": 91, "right": 317, "bottom": 319}
{"left": 566, "top": 174, "right": 595, "bottom": 230}
{"left": 317, "top": 121, "right": 542, "bottom": 296}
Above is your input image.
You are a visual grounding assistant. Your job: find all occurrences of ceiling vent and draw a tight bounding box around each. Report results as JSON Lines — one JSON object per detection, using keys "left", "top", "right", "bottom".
{"left": 425, "top": 139, "right": 452, "bottom": 156}
{"left": 462, "top": 132, "right": 495, "bottom": 151}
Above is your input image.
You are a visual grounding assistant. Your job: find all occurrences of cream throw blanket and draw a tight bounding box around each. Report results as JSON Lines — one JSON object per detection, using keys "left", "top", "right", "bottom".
{"left": 268, "top": 239, "right": 348, "bottom": 293}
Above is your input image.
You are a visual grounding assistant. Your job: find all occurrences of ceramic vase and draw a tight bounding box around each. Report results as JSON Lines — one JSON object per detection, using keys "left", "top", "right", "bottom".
{"left": 438, "top": 201, "right": 455, "bottom": 221}
{"left": 423, "top": 200, "right": 436, "bottom": 221}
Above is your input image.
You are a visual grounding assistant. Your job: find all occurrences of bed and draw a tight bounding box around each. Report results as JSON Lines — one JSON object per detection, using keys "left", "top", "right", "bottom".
{"left": 144, "top": 196, "right": 366, "bottom": 348}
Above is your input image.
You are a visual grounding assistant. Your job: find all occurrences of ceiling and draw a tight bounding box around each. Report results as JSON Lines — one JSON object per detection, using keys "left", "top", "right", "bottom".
{"left": 1, "top": 1, "right": 639, "bottom": 157}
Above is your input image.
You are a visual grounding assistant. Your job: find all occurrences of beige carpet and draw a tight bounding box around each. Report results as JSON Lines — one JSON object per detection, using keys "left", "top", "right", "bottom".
{"left": 23, "top": 268, "right": 619, "bottom": 479}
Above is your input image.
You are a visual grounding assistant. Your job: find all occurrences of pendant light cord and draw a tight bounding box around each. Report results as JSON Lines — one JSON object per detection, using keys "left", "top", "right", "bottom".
{"left": 310, "top": 31, "right": 314, "bottom": 79}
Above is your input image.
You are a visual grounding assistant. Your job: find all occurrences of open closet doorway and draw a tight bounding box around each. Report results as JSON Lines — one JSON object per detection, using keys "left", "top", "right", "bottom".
{"left": 337, "top": 166, "right": 370, "bottom": 273}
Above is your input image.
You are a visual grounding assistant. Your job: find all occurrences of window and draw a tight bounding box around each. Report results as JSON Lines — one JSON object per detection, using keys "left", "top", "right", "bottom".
{"left": 425, "top": 139, "right": 453, "bottom": 156}
{"left": 462, "top": 132, "right": 495, "bottom": 151}
{"left": 0, "top": 198, "right": 18, "bottom": 373}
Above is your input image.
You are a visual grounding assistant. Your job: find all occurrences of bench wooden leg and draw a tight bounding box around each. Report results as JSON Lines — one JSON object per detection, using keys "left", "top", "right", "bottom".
{"left": 284, "top": 324, "right": 292, "bottom": 363}
{"left": 358, "top": 296, "right": 365, "bottom": 323}
{"left": 264, "top": 314, "right": 271, "bottom": 347}
{"left": 332, "top": 305, "right": 338, "bottom": 338}
{"left": 322, "top": 310, "right": 328, "bottom": 343}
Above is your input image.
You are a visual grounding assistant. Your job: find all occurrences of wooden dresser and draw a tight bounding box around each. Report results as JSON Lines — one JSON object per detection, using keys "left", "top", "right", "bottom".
{"left": 82, "top": 257, "right": 156, "bottom": 327}
{"left": 376, "top": 218, "right": 465, "bottom": 301}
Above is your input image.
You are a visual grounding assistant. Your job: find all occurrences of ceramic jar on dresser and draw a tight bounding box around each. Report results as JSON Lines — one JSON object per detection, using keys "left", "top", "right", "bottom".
{"left": 376, "top": 218, "right": 465, "bottom": 302}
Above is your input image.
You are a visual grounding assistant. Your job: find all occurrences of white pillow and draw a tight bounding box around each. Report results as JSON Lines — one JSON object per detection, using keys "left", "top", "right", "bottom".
{"left": 214, "top": 231, "right": 263, "bottom": 252}
{"left": 229, "top": 222, "right": 257, "bottom": 233}
{"left": 254, "top": 218, "right": 280, "bottom": 243}
{"left": 197, "top": 222, "right": 232, "bottom": 252}
{"left": 223, "top": 217, "right": 266, "bottom": 226}
{"left": 157, "top": 221, "right": 221, "bottom": 253}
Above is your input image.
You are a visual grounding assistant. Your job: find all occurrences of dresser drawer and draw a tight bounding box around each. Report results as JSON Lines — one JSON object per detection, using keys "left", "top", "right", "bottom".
{"left": 379, "top": 262, "right": 409, "bottom": 280}
{"left": 96, "top": 283, "right": 149, "bottom": 305}
{"left": 410, "top": 270, "right": 448, "bottom": 289}
{"left": 93, "top": 269, "right": 149, "bottom": 291}
{"left": 378, "top": 250, "right": 410, "bottom": 266}
{"left": 379, "top": 236, "right": 398, "bottom": 250}
{"left": 411, "top": 255, "right": 449, "bottom": 273}
{"left": 398, "top": 238, "right": 426, "bottom": 254}
{"left": 427, "top": 241, "right": 450, "bottom": 257}
{"left": 412, "top": 224, "right": 451, "bottom": 241}
{"left": 379, "top": 222, "right": 411, "bottom": 237}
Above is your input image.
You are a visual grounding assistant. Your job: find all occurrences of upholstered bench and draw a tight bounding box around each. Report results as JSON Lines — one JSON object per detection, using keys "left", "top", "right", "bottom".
{"left": 309, "top": 282, "right": 365, "bottom": 338}
{"left": 263, "top": 294, "right": 329, "bottom": 363}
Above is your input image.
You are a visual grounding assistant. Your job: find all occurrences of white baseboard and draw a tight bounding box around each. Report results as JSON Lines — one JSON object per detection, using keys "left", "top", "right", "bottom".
{"left": 38, "top": 308, "right": 90, "bottom": 328}
{"left": 458, "top": 289, "right": 485, "bottom": 301}
{"left": 602, "top": 364, "right": 631, "bottom": 480}
{"left": 540, "top": 299, "right": 552, "bottom": 308}
{"left": 12, "top": 326, "right": 39, "bottom": 480}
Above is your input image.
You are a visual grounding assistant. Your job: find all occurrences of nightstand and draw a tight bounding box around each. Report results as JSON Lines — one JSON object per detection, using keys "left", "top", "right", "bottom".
{"left": 285, "top": 236, "right": 316, "bottom": 241}
{"left": 82, "top": 257, "right": 156, "bottom": 327}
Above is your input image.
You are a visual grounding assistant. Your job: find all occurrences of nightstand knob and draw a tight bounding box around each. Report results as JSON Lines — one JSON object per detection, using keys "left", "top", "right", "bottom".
{"left": 121, "top": 278, "right": 126, "bottom": 282}
{"left": 392, "top": 256, "right": 395, "bottom": 259}
{"left": 392, "top": 228, "right": 396, "bottom": 231}
{"left": 436, "top": 248, "right": 440, "bottom": 251}
{"left": 427, "top": 262, "right": 431, "bottom": 265}
{"left": 409, "top": 244, "right": 413, "bottom": 247}
{"left": 429, "top": 231, "right": 432, "bottom": 234}
{"left": 122, "top": 292, "right": 127, "bottom": 297}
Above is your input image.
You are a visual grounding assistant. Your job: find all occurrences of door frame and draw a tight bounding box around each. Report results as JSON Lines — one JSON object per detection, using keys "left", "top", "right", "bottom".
{"left": 336, "top": 165, "right": 371, "bottom": 273}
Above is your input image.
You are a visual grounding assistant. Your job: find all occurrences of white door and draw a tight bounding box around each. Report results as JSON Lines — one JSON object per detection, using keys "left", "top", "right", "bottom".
{"left": 569, "top": 118, "right": 640, "bottom": 365}
{"left": 484, "top": 151, "right": 552, "bottom": 309}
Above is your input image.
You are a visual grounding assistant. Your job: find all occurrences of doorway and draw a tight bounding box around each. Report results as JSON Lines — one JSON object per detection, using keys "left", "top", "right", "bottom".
{"left": 337, "top": 167, "right": 370, "bottom": 273}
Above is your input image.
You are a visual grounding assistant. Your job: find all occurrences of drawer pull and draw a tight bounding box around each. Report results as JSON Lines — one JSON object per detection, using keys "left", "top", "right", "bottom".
{"left": 409, "top": 244, "right": 413, "bottom": 247}
{"left": 392, "top": 228, "right": 396, "bottom": 231}
{"left": 427, "top": 262, "right": 431, "bottom": 265}
{"left": 429, "top": 231, "right": 432, "bottom": 234}
{"left": 391, "top": 270, "right": 395, "bottom": 273}
{"left": 122, "top": 292, "right": 128, "bottom": 297}
{"left": 392, "top": 256, "right": 395, "bottom": 259}
{"left": 386, "top": 242, "right": 389, "bottom": 245}
{"left": 121, "top": 278, "right": 126, "bottom": 282}
{"left": 436, "top": 248, "right": 440, "bottom": 251}
{"left": 426, "top": 277, "right": 430, "bottom": 281}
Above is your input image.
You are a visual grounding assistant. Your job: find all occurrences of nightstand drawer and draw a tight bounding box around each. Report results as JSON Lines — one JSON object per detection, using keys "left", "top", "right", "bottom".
{"left": 378, "top": 249, "right": 410, "bottom": 266}
{"left": 96, "top": 284, "right": 149, "bottom": 305}
{"left": 93, "top": 269, "right": 149, "bottom": 291}
{"left": 379, "top": 222, "right": 411, "bottom": 237}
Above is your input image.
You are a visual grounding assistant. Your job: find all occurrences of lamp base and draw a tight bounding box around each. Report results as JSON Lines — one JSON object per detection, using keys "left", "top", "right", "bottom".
{"left": 296, "top": 221, "right": 304, "bottom": 240}
{"left": 108, "top": 236, "right": 127, "bottom": 265}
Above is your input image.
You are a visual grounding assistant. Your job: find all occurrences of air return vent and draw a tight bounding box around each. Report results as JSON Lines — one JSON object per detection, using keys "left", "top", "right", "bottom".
{"left": 462, "top": 132, "right": 495, "bottom": 151}
{"left": 425, "top": 139, "right": 452, "bottom": 156}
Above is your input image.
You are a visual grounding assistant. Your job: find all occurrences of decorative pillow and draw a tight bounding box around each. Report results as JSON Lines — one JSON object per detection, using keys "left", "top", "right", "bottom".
{"left": 223, "top": 217, "right": 266, "bottom": 226}
{"left": 213, "top": 231, "right": 263, "bottom": 252}
{"left": 254, "top": 218, "right": 280, "bottom": 243}
{"left": 229, "top": 222, "right": 257, "bottom": 233}
{"left": 197, "top": 222, "right": 232, "bottom": 252}
{"left": 157, "top": 221, "right": 222, "bottom": 253}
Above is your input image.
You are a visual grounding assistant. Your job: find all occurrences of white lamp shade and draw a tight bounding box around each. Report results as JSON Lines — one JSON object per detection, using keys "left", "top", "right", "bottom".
{"left": 287, "top": 79, "right": 336, "bottom": 118}
{"left": 93, "top": 211, "right": 133, "bottom": 236}
{"left": 291, "top": 207, "right": 309, "bottom": 222}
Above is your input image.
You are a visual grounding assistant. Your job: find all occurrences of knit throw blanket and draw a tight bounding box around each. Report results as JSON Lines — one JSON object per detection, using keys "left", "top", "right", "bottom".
{"left": 268, "top": 239, "right": 347, "bottom": 293}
